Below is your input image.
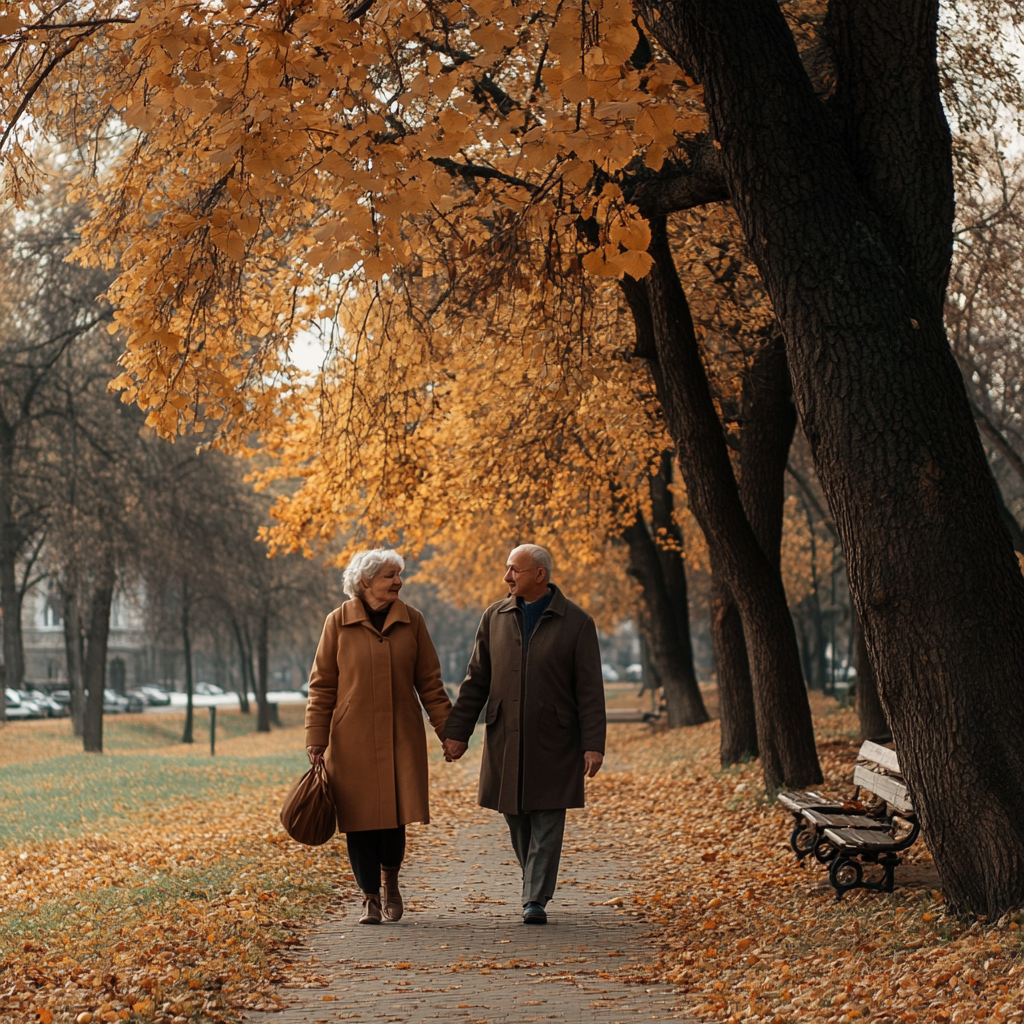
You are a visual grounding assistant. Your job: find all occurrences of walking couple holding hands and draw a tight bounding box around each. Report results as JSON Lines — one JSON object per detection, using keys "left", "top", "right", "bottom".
{"left": 303, "top": 544, "right": 607, "bottom": 926}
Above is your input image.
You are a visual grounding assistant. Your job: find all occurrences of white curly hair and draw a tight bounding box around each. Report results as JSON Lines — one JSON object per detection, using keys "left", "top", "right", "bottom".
{"left": 342, "top": 548, "right": 405, "bottom": 599}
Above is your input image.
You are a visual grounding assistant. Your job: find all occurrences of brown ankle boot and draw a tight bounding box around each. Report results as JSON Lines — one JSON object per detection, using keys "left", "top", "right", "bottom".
{"left": 381, "top": 865, "right": 404, "bottom": 922}
{"left": 359, "top": 892, "right": 382, "bottom": 925}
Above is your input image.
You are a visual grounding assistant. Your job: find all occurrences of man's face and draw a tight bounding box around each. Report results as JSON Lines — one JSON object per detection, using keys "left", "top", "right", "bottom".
{"left": 503, "top": 549, "right": 547, "bottom": 600}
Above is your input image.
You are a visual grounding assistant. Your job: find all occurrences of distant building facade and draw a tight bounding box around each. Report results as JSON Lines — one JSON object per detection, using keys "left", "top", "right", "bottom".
{"left": 21, "top": 583, "right": 150, "bottom": 691}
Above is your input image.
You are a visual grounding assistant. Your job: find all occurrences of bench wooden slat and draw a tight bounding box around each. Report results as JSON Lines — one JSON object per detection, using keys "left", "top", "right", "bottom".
{"left": 776, "top": 790, "right": 830, "bottom": 813}
{"left": 823, "top": 827, "right": 900, "bottom": 850}
{"left": 802, "top": 810, "right": 890, "bottom": 830}
{"left": 858, "top": 740, "right": 901, "bottom": 774}
{"left": 853, "top": 764, "right": 914, "bottom": 814}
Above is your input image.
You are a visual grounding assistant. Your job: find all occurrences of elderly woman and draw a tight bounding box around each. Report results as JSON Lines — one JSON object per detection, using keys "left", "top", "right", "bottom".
{"left": 305, "top": 549, "right": 451, "bottom": 924}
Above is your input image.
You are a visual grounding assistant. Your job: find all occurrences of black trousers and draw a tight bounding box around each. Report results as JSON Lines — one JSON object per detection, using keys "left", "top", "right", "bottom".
{"left": 345, "top": 826, "right": 406, "bottom": 894}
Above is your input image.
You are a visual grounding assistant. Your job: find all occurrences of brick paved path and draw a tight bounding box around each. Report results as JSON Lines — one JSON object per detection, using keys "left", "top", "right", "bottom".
{"left": 249, "top": 761, "right": 693, "bottom": 1024}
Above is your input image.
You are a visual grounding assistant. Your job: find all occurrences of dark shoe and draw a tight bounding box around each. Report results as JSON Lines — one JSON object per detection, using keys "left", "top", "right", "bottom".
{"left": 382, "top": 864, "right": 404, "bottom": 922}
{"left": 359, "top": 892, "right": 382, "bottom": 924}
{"left": 522, "top": 902, "right": 547, "bottom": 925}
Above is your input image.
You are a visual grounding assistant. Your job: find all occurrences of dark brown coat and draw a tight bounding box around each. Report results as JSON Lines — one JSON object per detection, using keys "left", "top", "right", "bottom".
{"left": 305, "top": 599, "right": 451, "bottom": 832}
{"left": 442, "top": 586, "right": 606, "bottom": 814}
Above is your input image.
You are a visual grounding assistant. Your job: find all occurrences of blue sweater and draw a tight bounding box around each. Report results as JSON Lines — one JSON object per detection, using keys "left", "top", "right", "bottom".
{"left": 520, "top": 586, "right": 554, "bottom": 641}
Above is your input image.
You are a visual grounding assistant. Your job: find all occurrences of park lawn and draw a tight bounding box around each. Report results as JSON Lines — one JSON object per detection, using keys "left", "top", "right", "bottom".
{"left": 0, "top": 709, "right": 357, "bottom": 1024}
{"left": 594, "top": 694, "right": 1024, "bottom": 1024}
{"left": 3, "top": 697, "right": 1024, "bottom": 1024}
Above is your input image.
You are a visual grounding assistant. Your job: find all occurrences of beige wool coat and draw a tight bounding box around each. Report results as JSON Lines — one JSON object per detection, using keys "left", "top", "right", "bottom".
{"left": 305, "top": 598, "right": 451, "bottom": 833}
{"left": 442, "top": 586, "right": 606, "bottom": 814}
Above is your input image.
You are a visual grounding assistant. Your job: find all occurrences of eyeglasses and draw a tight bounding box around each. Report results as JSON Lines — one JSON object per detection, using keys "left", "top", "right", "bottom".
{"left": 505, "top": 566, "right": 535, "bottom": 574}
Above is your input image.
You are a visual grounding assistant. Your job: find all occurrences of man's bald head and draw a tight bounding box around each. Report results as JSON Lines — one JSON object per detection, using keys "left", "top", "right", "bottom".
{"left": 504, "top": 544, "right": 553, "bottom": 602}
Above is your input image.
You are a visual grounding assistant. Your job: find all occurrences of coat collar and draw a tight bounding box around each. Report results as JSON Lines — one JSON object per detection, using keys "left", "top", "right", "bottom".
{"left": 340, "top": 597, "right": 411, "bottom": 633}
{"left": 496, "top": 584, "right": 567, "bottom": 617}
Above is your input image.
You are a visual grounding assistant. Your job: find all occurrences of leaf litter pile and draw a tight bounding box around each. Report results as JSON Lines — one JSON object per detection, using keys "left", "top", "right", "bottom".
{"left": 2, "top": 696, "right": 1023, "bottom": 1024}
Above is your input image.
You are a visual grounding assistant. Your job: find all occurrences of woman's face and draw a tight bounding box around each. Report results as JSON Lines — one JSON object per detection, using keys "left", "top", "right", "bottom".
{"left": 364, "top": 565, "right": 403, "bottom": 608}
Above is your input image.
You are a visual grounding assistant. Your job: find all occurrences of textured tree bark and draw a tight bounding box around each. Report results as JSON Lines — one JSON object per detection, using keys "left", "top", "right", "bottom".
{"left": 82, "top": 555, "right": 115, "bottom": 754}
{"left": 648, "top": 453, "right": 709, "bottom": 726}
{"left": 714, "top": 331, "right": 798, "bottom": 764}
{"left": 640, "top": 0, "right": 1024, "bottom": 915}
{"left": 622, "top": 220, "right": 821, "bottom": 788}
{"left": 181, "top": 578, "right": 194, "bottom": 744}
{"left": 624, "top": 508, "right": 708, "bottom": 727}
{"left": 854, "top": 612, "right": 890, "bottom": 743}
{"left": 711, "top": 576, "right": 757, "bottom": 763}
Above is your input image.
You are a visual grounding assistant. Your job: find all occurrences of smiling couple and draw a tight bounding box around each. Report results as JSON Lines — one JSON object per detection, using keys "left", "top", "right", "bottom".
{"left": 303, "top": 544, "right": 607, "bottom": 926}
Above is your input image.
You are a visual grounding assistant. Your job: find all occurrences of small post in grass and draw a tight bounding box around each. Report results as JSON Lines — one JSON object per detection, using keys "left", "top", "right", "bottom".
{"left": 209, "top": 705, "right": 217, "bottom": 756}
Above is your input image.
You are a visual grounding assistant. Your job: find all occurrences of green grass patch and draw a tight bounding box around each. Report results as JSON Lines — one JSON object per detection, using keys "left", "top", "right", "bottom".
{"left": 0, "top": 751, "right": 306, "bottom": 848}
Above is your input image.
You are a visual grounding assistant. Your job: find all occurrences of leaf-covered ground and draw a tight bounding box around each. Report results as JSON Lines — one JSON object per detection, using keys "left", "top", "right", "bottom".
{"left": 596, "top": 694, "right": 1024, "bottom": 1024}
{"left": 1, "top": 696, "right": 1022, "bottom": 1024}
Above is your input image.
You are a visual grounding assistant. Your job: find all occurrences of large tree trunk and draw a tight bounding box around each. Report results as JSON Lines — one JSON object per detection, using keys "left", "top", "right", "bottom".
{"left": 621, "top": 221, "right": 821, "bottom": 789}
{"left": 181, "top": 578, "right": 194, "bottom": 744}
{"left": 61, "top": 578, "right": 86, "bottom": 737}
{"left": 714, "top": 330, "right": 798, "bottom": 764}
{"left": 854, "top": 611, "right": 890, "bottom": 743}
{"left": 711, "top": 576, "right": 758, "bottom": 763}
{"left": 647, "top": 453, "right": 709, "bottom": 726}
{"left": 640, "top": 0, "right": 1024, "bottom": 915}
{"left": 82, "top": 556, "right": 115, "bottom": 754}
{"left": 255, "top": 608, "right": 271, "bottom": 733}
{"left": 624, "top": 509, "right": 709, "bottom": 727}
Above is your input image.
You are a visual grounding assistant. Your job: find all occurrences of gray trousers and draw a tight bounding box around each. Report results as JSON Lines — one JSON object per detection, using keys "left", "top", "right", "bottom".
{"left": 503, "top": 809, "right": 566, "bottom": 906}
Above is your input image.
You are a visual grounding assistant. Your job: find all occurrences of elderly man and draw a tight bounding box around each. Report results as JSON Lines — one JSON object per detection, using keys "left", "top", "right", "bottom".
{"left": 442, "top": 544, "right": 606, "bottom": 924}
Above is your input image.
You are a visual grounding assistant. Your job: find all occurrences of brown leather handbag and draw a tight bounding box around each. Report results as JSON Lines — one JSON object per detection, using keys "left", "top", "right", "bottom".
{"left": 280, "top": 759, "right": 337, "bottom": 846}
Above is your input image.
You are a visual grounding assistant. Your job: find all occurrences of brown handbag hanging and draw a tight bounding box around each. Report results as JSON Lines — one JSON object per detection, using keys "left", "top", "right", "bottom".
{"left": 279, "top": 758, "right": 337, "bottom": 846}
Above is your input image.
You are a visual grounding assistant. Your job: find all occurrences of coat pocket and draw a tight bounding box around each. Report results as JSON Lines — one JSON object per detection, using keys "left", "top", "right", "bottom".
{"left": 484, "top": 697, "right": 502, "bottom": 725}
{"left": 330, "top": 696, "right": 353, "bottom": 728}
{"left": 538, "top": 702, "right": 576, "bottom": 752}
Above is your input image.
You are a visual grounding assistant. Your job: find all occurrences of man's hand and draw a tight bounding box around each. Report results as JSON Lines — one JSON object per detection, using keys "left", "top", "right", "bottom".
{"left": 306, "top": 745, "right": 326, "bottom": 763}
{"left": 583, "top": 751, "right": 604, "bottom": 778}
{"left": 443, "top": 738, "right": 468, "bottom": 762}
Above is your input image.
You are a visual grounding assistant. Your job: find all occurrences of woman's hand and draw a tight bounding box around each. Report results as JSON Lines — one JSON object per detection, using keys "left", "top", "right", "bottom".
{"left": 306, "top": 745, "right": 326, "bottom": 763}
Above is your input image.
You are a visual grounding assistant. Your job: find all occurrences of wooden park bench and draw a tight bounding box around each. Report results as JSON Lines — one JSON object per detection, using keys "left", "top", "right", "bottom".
{"left": 777, "top": 740, "right": 921, "bottom": 898}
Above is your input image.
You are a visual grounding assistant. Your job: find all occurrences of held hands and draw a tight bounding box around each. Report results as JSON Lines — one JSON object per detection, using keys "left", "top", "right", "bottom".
{"left": 306, "top": 745, "right": 326, "bottom": 764}
{"left": 584, "top": 751, "right": 604, "bottom": 778}
{"left": 442, "top": 738, "right": 468, "bottom": 762}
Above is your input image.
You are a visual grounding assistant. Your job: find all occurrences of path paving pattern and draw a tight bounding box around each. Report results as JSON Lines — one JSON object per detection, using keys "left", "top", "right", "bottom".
{"left": 249, "top": 789, "right": 693, "bottom": 1024}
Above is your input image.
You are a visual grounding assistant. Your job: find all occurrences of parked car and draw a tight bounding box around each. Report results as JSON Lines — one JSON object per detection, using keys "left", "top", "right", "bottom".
{"left": 13, "top": 689, "right": 46, "bottom": 718}
{"left": 51, "top": 689, "right": 72, "bottom": 709}
{"left": 136, "top": 686, "right": 171, "bottom": 706}
{"left": 26, "top": 689, "right": 67, "bottom": 717}
{"left": 102, "top": 689, "right": 128, "bottom": 714}
{"left": 601, "top": 662, "right": 621, "bottom": 682}
{"left": 300, "top": 681, "right": 309, "bottom": 697}
{"left": 194, "top": 682, "right": 225, "bottom": 696}
{"left": 5, "top": 688, "right": 35, "bottom": 719}
{"left": 116, "top": 690, "right": 144, "bottom": 713}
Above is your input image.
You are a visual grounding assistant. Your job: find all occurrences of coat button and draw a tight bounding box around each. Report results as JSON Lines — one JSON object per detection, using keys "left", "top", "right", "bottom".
{"left": 379, "top": 637, "right": 384, "bottom": 643}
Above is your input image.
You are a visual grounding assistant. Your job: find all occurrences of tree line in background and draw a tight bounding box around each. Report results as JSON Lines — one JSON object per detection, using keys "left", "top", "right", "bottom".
{"left": 4, "top": 0, "right": 1024, "bottom": 916}
{"left": 0, "top": 179, "right": 345, "bottom": 746}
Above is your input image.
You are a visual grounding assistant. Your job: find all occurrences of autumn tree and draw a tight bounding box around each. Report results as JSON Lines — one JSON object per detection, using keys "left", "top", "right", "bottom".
{"left": 7, "top": 0, "right": 1024, "bottom": 912}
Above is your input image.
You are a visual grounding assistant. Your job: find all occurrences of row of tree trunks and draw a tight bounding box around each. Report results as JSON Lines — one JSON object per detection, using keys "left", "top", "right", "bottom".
{"left": 639, "top": 0, "right": 1024, "bottom": 915}
{"left": 621, "top": 219, "right": 821, "bottom": 790}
